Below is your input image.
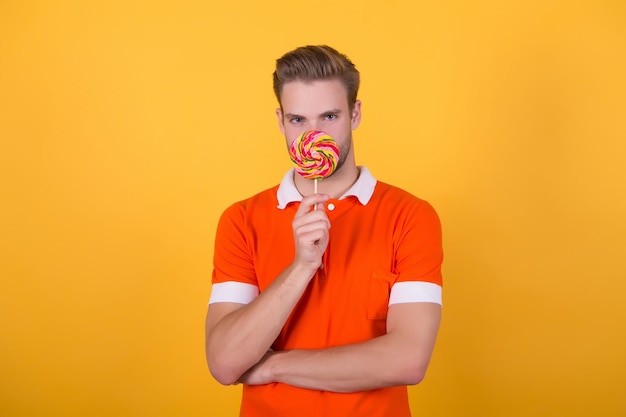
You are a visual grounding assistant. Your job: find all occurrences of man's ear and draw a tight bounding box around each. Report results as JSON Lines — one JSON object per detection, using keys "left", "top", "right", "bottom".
{"left": 351, "top": 100, "right": 362, "bottom": 130}
{"left": 276, "top": 108, "right": 285, "bottom": 135}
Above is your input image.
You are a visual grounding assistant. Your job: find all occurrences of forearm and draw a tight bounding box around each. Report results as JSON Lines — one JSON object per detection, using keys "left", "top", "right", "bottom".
{"left": 206, "top": 263, "right": 316, "bottom": 385}
{"left": 269, "top": 334, "right": 429, "bottom": 392}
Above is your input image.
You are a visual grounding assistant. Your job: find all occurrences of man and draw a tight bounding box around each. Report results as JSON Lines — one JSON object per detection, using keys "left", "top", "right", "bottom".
{"left": 205, "top": 45, "right": 443, "bottom": 417}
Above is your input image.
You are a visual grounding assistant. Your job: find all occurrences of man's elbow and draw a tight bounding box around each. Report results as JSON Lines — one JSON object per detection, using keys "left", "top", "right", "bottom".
{"left": 398, "top": 361, "right": 428, "bottom": 386}
{"left": 206, "top": 346, "right": 244, "bottom": 386}
{"left": 208, "top": 359, "right": 242, "bottom": 386}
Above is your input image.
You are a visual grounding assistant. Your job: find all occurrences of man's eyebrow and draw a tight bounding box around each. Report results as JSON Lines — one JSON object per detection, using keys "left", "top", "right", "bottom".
{"left": 284, "top": 109, "right": 343, "bottom": 119}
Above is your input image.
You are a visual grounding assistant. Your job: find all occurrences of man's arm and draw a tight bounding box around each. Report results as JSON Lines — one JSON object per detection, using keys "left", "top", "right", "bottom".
{"left": 239, "top": 301, "right": 441, "bottom": 393}
{"left": 205, "top": 193, "right": 331, "bottom": 385}
{"left": 205, "top": 263, "right": 317, "bottom": 385}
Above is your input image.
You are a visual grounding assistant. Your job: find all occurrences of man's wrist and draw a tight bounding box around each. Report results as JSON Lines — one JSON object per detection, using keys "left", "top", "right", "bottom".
{"left": 266, "top": 350, "right": 287, "bottom": 383}
{"left": 287, "top": 261, "right": 319, "bottom": 282}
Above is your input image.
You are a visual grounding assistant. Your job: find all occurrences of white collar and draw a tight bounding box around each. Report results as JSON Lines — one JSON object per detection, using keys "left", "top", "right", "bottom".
{"left": 276, "top": 166, "right": 377, "bottom": 209}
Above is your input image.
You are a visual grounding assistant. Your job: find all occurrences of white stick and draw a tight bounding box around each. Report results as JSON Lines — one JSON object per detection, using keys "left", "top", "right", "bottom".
{"left": 313, "top": 179, "right": 318, "bottom": 210}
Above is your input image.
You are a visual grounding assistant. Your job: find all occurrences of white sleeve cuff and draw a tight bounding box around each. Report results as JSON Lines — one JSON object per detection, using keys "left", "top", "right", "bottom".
{"left": 389, "top": 281, "right": 442, "bottom": 306}
{"left": 208, "top": 282, "right": 259, "bottom": 305}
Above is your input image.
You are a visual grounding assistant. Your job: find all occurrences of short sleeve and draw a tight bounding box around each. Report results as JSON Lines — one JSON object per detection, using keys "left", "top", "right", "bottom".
{"left": 211, "top": 203, "right": 259, "bottom": 302}
{"left": 391, "top": 200, "right": 443, "bottom": 305}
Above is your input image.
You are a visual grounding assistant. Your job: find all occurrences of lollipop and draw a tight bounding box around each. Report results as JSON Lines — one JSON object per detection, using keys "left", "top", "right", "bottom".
{"left": 289, "top": 131, "right": 339, "bottom": 194}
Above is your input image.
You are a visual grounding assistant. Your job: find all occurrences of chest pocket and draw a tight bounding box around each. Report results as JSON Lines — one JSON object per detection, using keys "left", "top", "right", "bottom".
{"left": 367, "top": 267, "right": 398, "bottom": 320}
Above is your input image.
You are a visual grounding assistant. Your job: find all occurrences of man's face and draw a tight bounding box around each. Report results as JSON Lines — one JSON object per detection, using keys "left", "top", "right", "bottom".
{"left": 277, "top": 79, "right": 361, "bottom": 173}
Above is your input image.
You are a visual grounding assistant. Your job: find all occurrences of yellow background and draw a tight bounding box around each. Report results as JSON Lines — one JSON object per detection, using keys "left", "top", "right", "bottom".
{"left": 1, "top": 1, "right": 625, "bottom": 416}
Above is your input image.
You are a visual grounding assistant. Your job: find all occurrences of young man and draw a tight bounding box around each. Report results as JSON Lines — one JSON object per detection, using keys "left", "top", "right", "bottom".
{"left": 205, "top": 45, "right": 443, "bottom": 417}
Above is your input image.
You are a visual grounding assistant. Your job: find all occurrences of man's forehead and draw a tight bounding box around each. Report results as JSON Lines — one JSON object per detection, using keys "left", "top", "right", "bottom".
{"left": 280, "top": 79, "right": 349, "bottom": 110}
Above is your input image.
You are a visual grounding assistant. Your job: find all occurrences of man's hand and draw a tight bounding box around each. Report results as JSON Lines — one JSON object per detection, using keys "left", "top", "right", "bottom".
{"left": 292, "top": 193, "right": 331, "bottom": 272}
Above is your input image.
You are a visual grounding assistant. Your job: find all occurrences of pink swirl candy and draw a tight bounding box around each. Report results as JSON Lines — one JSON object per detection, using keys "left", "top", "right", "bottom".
{"left": 289, "top": 131, "right": 339, "bottom": 180}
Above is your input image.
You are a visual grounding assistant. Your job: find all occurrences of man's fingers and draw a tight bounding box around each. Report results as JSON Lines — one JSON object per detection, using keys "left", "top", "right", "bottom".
{"left": 292, "top": 194, "right": 332, "bottom": 268}
{"left": 292, "top": 212, "right": 331, "bottom": 232}
{"left": 296, "top": 227, "right": 328, "bottom": 246}
{"left": 294, "top": 194, "right": 330, "bottom": 218}
{"left": 294, "top": 218, "right": 330, "bottom": 235}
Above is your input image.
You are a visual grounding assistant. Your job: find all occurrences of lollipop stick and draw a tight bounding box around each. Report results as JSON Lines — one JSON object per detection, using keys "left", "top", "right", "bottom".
{"left": 313, "top": 179, "right": 318, "bottom": 211}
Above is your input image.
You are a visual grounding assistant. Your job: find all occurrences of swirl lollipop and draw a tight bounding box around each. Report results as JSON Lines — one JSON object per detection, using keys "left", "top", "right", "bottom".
{"left": 289, "top": 130, "right": 339, "bottom": 194}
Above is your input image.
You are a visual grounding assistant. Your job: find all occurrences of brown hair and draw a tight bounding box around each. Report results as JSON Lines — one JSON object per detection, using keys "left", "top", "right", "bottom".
{"left": 273, "top": 45, "right": 360, "bottom": 110}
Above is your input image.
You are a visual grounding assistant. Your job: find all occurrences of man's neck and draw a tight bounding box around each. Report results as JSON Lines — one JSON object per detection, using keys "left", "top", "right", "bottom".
{"left": 293, "top": 162, "right": 360, "bottom": 200}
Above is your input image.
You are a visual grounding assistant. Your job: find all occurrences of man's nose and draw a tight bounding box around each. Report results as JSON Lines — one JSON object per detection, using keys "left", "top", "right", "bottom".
{"left": 308, "top": 121, "right": 321, "bottom": 132}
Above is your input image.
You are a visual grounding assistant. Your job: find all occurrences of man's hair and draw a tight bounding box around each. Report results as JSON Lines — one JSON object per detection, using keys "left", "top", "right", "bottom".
{"left": 273, "top": 45, "right": 360, "bottom": 110}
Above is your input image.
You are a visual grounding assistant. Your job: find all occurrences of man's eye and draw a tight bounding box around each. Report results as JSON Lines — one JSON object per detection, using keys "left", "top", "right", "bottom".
{"left": 290, "top": 117, "right": 302, "bottom": 123}
{"left": 324, "top": 114, "right": 336, "bottom": 120}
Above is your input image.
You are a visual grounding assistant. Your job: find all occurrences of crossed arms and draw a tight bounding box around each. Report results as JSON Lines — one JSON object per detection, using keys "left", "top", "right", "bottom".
{"left": 205, "top": 194, "right": 441, "bottom": 393}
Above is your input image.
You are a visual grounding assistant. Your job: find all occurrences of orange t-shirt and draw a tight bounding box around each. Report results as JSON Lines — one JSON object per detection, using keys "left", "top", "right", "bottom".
{"left": 211, "top": 168, "right": 443, "bottom": 417}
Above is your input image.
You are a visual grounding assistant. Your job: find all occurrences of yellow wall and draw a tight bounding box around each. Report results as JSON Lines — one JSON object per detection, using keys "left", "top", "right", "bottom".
{"left": 1, "top": 1, "right": 624, "bottom": 416}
